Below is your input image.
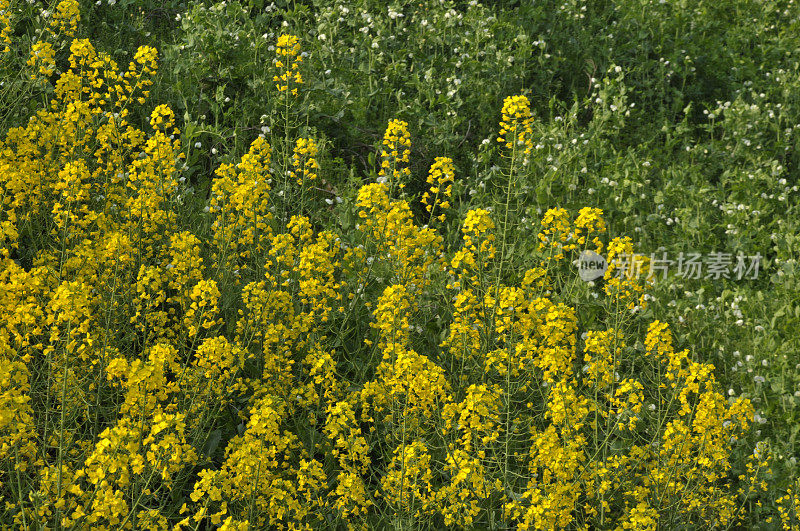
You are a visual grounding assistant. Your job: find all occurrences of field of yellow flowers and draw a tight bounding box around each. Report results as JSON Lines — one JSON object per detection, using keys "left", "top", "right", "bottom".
{"left": 1, "top": 0, "right": 800, "bottom": 528}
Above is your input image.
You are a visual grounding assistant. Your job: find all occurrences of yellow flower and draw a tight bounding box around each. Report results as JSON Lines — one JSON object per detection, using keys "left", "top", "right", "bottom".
{"left": 0, "top": 0, "right": 11, "bottom": 54}
{"left": 274, "top": 34, "right": 302, "bottom": 96}
{"left": 498, "top": 94, "right": 534, "bottom": 156}
{"left": 378, "top": 119, "right": 412, "bottom": 191}
{"left": 27, "top": 41, "right": 56, "bottom": 79}
{"left": 452, "top": 208, "right": 496, "bottom": 280}
{"left": 537, "top": 207, "right": 574, "bottom": 260}
{"left": 379, "top": 441, "right": 436, "bottom": 518}
{"left": 291, "top": 137, "right": 319, "bottom": 186}
{"left": 50, "top": 0, "right": 81, "bottom": 38}
{"left": 421, "top": 156, "right": 455, "bottom": 223}
{"left": 603, "top": 236, "right": 651, "bottom": 310}
{"left": 573, "top": 207, "right": 606, "bottom": 252}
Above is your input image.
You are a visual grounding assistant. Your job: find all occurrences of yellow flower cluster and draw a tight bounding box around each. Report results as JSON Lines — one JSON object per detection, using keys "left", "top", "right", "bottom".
{"left": 604, "top": 236, "right": 651, "bottom": 310}
{"left": 0, "top": 0, "right": 11, "bottom": 54}
{"left": 229, "top": 211, "right": 343, "bottom": 408}
{"left": 182, "top": 335, "right": 249, "bottom": 420}
{"left": 437, "top": 448, "right": 496, "bottom": 527}
{"left": 128, "top": 45, "right": 158, "bottom": 104}
{"left": 0, "top": 356, "right": 37, "bottom": 475}
{"left": 504, "top": 319, "right": 756, "bottom": 529}
{"left": 537, "top": 206, "right": 607, "bottom": 264}
{"left": 497, "top": 94, "right": 534, "bottom": 156}
{"left": 441, "top": 288, "right": 484, "bottom": 364}
{"left": 51, "top": 159, "right": 93, "bottom": 237}
{"left": 355, "top": 182, "right": 441, "bottom": 290}
{"left": 421, "top": 156, "right": 454, "bottom": 223}
{"left": 363, "top": 343, "right": 451, "bottom": 434}
{"left": 582, "top": 329, "right": 623, "bottom": 388}
{"left": 573, "top": 206, "right": 606, "bottom": 252}
{"left": 179, "top": 394, "right": 325, "bottom": 529}
{"left": 274, "top": 34, "right": 303, "bottom": 96}
{"left": 442, "top": 384, "right": 501, "bottom": 453}
{"left": 509, "top": 423, "right": 587, "bottom": 529}
{"left": 451, "top": 208, "right": 496, "bottom": 280}
{"left": 50, "top": 0, "right": 80, "bottom": 38}
{"left": 291, "top": 137, "right": 319, "bottom": 186}
{"left": 371, "top": 284, "right": 414, "bottom": 347}
{"left": 362, "top": 285, "right": 450, "bottom": 437}
{"left": 378, "top": 119, "right": 412, "bottom": 191}
{"left": 209, "top": 137, "right": 273, "bottom": 279}
{"left": 149, "top": 103, "right": 178, "bottom": 134}
{"left": 125, "top": 104, "right": 183, "bottom": 258}
{"left": 777, "top": 480, "right": 800, "bottom": 530}
{"left": 27, "top": 41, "right": 56, "bottom": 79}
{"left": 324, "top": 399, "right": 372, "bottom": 522}
{"left": 538, "top": 207, "right": 575, "bottom": 260}
{"left": 378, "top": 441, "right": 436, "bottom": 520}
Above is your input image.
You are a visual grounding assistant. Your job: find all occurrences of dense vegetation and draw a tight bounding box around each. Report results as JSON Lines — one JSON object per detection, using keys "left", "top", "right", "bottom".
{"left": 0, "top": 0, "right": 799, "bottom": 528}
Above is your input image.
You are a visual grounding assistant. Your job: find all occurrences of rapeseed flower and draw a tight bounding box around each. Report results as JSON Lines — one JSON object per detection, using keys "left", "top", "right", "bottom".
{"left": 498, "top": 94, "right": 534, "bottom": 156}
{"left": 274, "top": 34, "right": 302, "bottom": 96}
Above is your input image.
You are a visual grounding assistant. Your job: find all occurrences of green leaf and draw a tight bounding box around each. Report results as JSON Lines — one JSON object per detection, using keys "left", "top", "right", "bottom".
{"left": 201, "top": 429, "right": 222, "bottom": 459}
